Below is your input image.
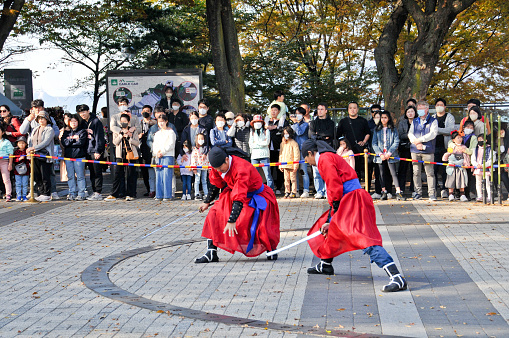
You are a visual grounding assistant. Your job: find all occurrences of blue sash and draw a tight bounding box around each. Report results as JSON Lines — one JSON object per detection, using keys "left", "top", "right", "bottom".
{"left": 326, "top": 179, "right": 361, "bottom": 222}
{"left": 343, "top": 178, "right": 361, "bottom": 194}
{"left": 246, "top": 185, "right": 267, "bottom": 253}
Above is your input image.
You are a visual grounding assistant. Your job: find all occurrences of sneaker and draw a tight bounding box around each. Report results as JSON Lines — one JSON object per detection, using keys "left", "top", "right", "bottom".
{"left": 104, "top": 195, "right": 117, "bottom": 201}
{"left": 23, "top": 196, "right": 29, "bottom": 202}
{"left": 387, "top": 193, "right": 393, "bottom": 199}
{"left": 396, "top": 192, "right": 406, "bottom": 201}
{"left": 460, "top": 195, "right": 468, "bottom": 202}
{"left": 181, "top": 195, "right": 187, "bottom": 201}
{"left": 163, "top": 198, "right": 173, "bottom": 202}
{"left": 371, "top": 192, "right": 382, "bottom": 199}
{"left": 429, "top": 195, "right": 437, "bottom": 201}
{"left": 441, "top": 189, "right": 449, "bottom": 198}
{"left": 314, "top": 193, "right": 323, "bottom": 199}
{"left": 186, "top": 194, "right": 191, "bottom": 200}
{"left": 75, "top": 196, "right": 86, "bottom": 201}
{"left": 449, "top": 194, "right": 455, "bottom": 201}
{"left": 125, "top": 196, "right": 135, "bottom": 201}
{"left": 276, "top": 190, "right": 281, "bottom": 195}
{"left": 87, "top": 192, "right": 103, "bottom": 201}
{"left": 289, "top": 193, "right": 296, "bottom": 198}
{"left": 413, "top": 194, "right": 422, "bottom": 200}
{"left": 36, "top": 195, "right": 51, "bottom": 202}
{"left": 284, "top": 193, "right": 290, "bottom": 199}
{"left": 148, "top": 191, "right": 156, "bottom": 198}
{"left": 381, "top": 191, "right": 388, "bottom": 200}
{"left": 51, "top": 192, "right": 60, "bottom": 200}
{"left": 67, "top": 195, "right": 75, "bottom": 201}
{"left": 300, "top": 190, "right": 310, "bottom": 198}
{"left": 16, "top": 196, "right": 22, "bottom": 202}
{"left": 476, "top": 197, "right": 483, "bottom": 202}
{"left": 195, "top": 194, "right": 202, "bottom": 201}
{"left": 411, "top": 191, "right": 417, "bottom": 198}
{"left": 154, "top": 197, "right": 162, "bottom": 201}
{"left": 5, "top": 195, "right": 12, "bottom": 202}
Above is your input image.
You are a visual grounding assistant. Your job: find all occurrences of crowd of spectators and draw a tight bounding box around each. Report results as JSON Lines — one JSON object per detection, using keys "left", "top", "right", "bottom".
{"left": 0, "top": 91, "right": 506, "bottom": 203}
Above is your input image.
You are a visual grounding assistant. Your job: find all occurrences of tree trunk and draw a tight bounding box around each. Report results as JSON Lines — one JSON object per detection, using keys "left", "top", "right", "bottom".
{"left": 206, "top": 0, "right": 245, "bottom": 113}
{"left": 0, "top": 0, "right": 26, "bottom": 53}
{"left": 374, "top": 0, "right": 476, "bottom": 117}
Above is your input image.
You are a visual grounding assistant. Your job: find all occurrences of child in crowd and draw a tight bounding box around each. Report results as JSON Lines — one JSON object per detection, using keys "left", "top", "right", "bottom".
{"left": 191, "top": 133, "right": 209, "bottom": 200}
{"left": 13, "top": 136, "right": 30, "bottom": 201}
{"left": 443, "top": 131, "right": 470, "bottom": 202}
{"left": 0, "top": 124, "right": 14, "bottom": 201}
{"left": 471, "top": 134, "right": 494, "bottom": 202}
{"left": 279, "top": 126, "right": 300, "bottom": 198}
{"left": 336, "top": 136, "right": 355, "bottom": 169}
{"left": 177, "top": 140, "right": 193, "bottom": 200}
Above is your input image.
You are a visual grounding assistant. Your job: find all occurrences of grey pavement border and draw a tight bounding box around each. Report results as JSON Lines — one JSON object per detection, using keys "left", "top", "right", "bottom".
{"left": 82, "top": 232, "right": 403, "bottom": 338}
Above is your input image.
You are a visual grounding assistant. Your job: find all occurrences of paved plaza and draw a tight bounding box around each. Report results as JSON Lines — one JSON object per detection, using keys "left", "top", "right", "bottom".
{"left": 1, "top": 196, "right": 509, "bottom": 337}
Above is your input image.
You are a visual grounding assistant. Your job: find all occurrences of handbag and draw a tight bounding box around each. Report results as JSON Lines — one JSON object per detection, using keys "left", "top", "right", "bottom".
{"left": 124, "top": 139, "right": 138, "bottom": 161}
{"left": 15, "top": 162, "right": 27, "bottom": 175}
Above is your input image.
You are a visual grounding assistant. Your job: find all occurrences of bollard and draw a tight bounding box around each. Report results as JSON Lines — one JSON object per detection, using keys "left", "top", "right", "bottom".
{"left": 27, "top": 153, "right": 37, "bottom": 203}
{"left": 364, "top": 149, "right": 369, "bottom": 192}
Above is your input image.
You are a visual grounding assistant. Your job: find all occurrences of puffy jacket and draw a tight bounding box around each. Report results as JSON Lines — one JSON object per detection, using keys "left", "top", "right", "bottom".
{"left": 249, "top": 129, "right": 270, "bottom": 160}
{"left": 61, "top": 128, "right": 88, "bottom": 159}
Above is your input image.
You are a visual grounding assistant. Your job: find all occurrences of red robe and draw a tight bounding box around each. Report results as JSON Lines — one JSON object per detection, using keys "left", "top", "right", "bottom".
{"left": 201, "top": 155, "right": 280, "bottom": 257}
{"left": 307, "top": 152, "right": 382, "bottom": 259}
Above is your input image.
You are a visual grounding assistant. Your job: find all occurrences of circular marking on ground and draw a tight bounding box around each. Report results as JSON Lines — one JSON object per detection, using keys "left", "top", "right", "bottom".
{"left": 81, "top": 231, "right": 404, "bottom": 337}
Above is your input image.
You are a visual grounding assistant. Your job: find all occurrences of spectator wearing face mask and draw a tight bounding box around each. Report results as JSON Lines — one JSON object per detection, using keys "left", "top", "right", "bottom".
{"left": 167, "top": 98, "right": 189, "bottom": 142}
{"left": 433, "top": 98, "right": 455, "bottom": 199}
{"left": 249, "top": 115, "right": 274, "bottom": 190}
{"left": 181, "top": 111, "right": 208, "bottom": 157}
{"left": 227, "top": 113, "right": 251, "bottom": 155}
{"left": 465, "top": 106, "right": 488, "bottom": 136}
{"left": 210, "top": 113, "right": 232, "bottom": 148}
{"left": 197, "top": 98, "right": 214, "bottom": 132}
{"left": 157, "top": 84, "right": 175, "bottom": 110}
{"left": 470, "top": 133, "right": 493, "bottom": 202}
{"left": 449, "top": 119, "right": 477, "bottom": 199}
{"left": 110, "top": 98, "right": 142, "bottom": 136}
{"left": 139, "top": 105, "right": 157, "bottom": 198}
{"left": 458, "top": 99, "right": 491, "bottom": 136}
{"left": 291, "top": 107, "right": 310, "bottom": 198}
{"left": 408, "top": 100, "right": 438, "bottom": 201}
{"left": 225, "top": 111, "right": 235, "bottom": 128}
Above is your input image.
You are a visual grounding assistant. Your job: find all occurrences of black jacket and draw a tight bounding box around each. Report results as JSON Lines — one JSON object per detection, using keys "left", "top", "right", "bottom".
{"left": 267, "top": 118, "right": 289, "bottom": 151}
{"left": 61, "top": 128, "right": 88, "bottom": 159}
{"left": 82, "top": 115, "right": 106, "bottom": 155}
{"left": 180, "top": 124, "right": 208, "bottom": 156}
{"left": 168, "top": 111, "right": 189, "bottom": 140}
{"left": 198, "top": 114, "right": 214, "bottom": 132}
{"left": 309, "top": 116, "right": 335, "bottom": 147}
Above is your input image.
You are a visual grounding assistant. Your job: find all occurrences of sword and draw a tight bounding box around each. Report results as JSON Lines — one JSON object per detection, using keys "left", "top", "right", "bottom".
{"left": 266, "top": 231, "right": 322, "bottom": 256}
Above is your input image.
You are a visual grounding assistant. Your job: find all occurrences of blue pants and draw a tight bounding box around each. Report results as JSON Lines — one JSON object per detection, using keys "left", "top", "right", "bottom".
{"left": 15, "top": 175, "right": 29, "bottom": 198}
{"left": 156, "top": 156, "right": 174, "bottom": 199}
{"left": 362, "top": 246, "right": 394, "bottom": 268}
{"left": 313, "top": 166, "right": 326, "bottom": 195}
{"left": 251, "top": 158, "right": 274, "bottom": 189}
{"left": 182, "top": 174, "right": 192, "bottom": 195}
{"left": 194, "top": 170, "right": 209, "bottom": 196}
{"left": 296, "top": 159, "right": 310, "bottom": 192}
{"left": 65, "top": 159, "right": 87, "bottom": 197}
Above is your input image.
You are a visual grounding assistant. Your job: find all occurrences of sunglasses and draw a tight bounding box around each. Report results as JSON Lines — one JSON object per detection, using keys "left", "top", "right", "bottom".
{"left": 0, "top": 110, "right": 8, "bottom": 112}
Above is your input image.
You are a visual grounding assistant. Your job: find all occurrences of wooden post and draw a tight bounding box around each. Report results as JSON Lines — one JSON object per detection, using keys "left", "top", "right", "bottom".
{"left": 27, "top": 153, "right": 37, "bottom": 203}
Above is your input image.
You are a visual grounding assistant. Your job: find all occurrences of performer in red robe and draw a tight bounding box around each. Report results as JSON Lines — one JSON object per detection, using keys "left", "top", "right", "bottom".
{"left": 195, "top": 147, "right": 280, "bottom": 263}
{"left": 301, "top": 139, "right": 407, "bottom": 292}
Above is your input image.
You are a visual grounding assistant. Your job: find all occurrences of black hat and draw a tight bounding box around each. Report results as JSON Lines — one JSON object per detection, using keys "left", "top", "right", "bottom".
{"left": 301, "top": 139, "right": 336, "bottom": 158}
{"left": 208, "top": 146, "right": 228, "bottom": 168}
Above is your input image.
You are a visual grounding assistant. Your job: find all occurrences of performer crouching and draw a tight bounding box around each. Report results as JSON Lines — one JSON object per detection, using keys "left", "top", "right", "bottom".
{"left": 195, "top": 147, "right": 280, "bottom": 263}
{"left": 301, "top": 139, "right": 407, "bottom": 292}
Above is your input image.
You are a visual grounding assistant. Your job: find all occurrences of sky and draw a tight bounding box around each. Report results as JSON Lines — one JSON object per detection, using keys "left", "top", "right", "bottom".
{"left": 2, "top": 39, "right": 106, "bottom": 112}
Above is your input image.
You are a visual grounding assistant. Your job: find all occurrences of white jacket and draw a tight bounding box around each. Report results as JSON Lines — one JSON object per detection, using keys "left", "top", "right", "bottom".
{"left": 249, "top": 129, "right": 270, "bottom": 159}
{"left": 152, "top": 128, "right": 176, "bottom": 157}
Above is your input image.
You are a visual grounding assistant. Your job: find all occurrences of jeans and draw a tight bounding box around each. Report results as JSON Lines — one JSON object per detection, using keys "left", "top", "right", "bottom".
{"left": 363, "top": 245, "right": 394, "bottom": 268}
{"left": 65, "top": 159, "right": 87, "bottom": 197}
{"left": 251, "top": 158, "right": 274, "bottom": 189}
{"left": 194, "top": 170, "right": 209, "bottom": 196}
{"left": 182, "top": 174, "right": 192, "bottom": 196}
{"left": 313, "top": 166, "right": 326, "bottom": 195}
{"left": 15, "top": 175, "right": 29, "bottom": 198}
{"left": 411, "top": 152, "right": 436, "bottom": 197}
{"left": 296, "top": 160, "right": 310, "bottom": 192}
{"left": 156, "top": 156, "right": 174, "bottom": 199}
